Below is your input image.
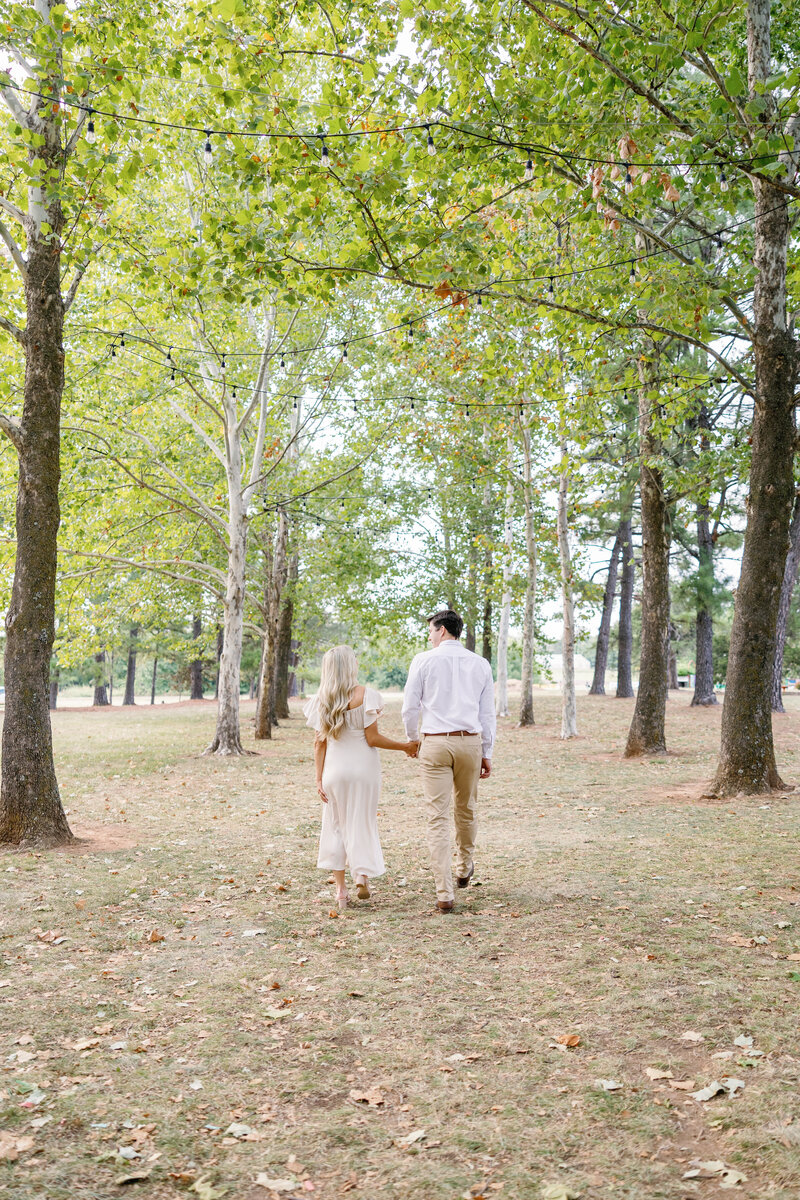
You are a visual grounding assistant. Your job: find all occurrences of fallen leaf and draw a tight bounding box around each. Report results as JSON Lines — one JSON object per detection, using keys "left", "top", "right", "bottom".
{"left": 190, "top": 1179, "right": 224, "bottom": 1200}
{"left": 556, "top": 1035, "right": 581, "bottom": 1048}
{"left": 349, "top": 1087, "right": 385, "bottom": 1107}
{"left": 188, "top": 1079, "right": 203, "bottom": 1091}
{"left": 691, "top": 1077, "right": 744, "bottom": 1102}
{"left": 733, "top": 1035, "right": 753, "bottom": 1048}
{"left": 540, "top": 1185, "right": 581, "bottom": 1200}
{"left": 146, "top": 930, "right": 165, "bottom": 943}
{"left": 726, "top": 934, "right": 755, "bottom": 947}
{"left": 115, "top": 1172, "right": 151, "bottom": 1186}
{"left": 94, "top": 1023, "right": 114, "bottom": 1035}
{"left": 394, "top": 1129, "right": 426, "bottom": 1147}
{"left": 683, "top": 1160, "right": 747, "bottom": 1188}
{"left": 680, "top": 1031, "right": 704, "bottom": 1042}
{"left": 254, "top": 1176, "right": 298, "bottom": 1192}
{"left": 242, "top": 929, "right": 268, "bottom": 938}
{"left": 669, "top": 1079, "right": 696, "bottom": 1091}
{"left": 224, "top": 1122, "right": 254, "bottom": 1138}
{"left": 645, "top": 1068, "right": 673, "bottom": 1081}
{"left": 0, "top": 1131, "right": 34, "bottom": 1161}
{"left": 594, "top": 1079, "right": 623, "bottom": 1091}
{"left": 72, "top": 1038, "right": 100, "bottom": 1051}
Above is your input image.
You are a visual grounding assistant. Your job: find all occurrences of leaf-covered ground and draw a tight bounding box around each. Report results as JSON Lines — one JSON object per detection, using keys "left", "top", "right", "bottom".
{"left": 2, "top": 690, "right": 800, "bottom": 1199}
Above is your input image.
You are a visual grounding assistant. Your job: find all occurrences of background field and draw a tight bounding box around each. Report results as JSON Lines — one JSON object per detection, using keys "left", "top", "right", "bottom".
{"left": 1, "top": 691, "right": 799, "bottom": 1199}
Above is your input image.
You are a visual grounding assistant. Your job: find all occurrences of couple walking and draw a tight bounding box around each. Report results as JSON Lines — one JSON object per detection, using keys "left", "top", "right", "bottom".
{"left": 304, "top": 610, "right": 496, "bottom": 912}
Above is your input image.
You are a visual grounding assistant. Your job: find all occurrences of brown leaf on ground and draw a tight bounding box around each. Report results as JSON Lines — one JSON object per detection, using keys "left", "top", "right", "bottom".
{"left": 645, "top": 1068, "right": 673, "bottom": 1081}
{"left": 556, "top": 1034, "right": 581, "bottom": 1048}
{"left": 348, "top": 1087, "right": 385, "bottom": 1107}
{"left": 0, "top": 1132, "right": 34, "bottom": 1161}
{"left": 146, "top": 929, "right": 165, "bottom": 943}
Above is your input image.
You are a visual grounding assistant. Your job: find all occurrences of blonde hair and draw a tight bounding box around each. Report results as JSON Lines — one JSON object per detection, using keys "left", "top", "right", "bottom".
{"left": 317, "top": 645, "right": 358, "bottom": 739}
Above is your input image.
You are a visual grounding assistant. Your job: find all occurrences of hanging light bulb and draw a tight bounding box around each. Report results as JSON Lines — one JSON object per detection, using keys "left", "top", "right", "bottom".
{"left": 548, "top": 276, "right": 554, "bottom": 295}
{"left": 524, "top": 150, "right": 534, "bottom": 182}
{"left": 465, "top": 403, "right": 470, "bottom": 417}
{"left": 629, "top": 260, "right": 636, "bottom": 283}
{"left": 203, "top": 131, "right": 213, "bottom": 167}
{"left": 321, "top": 138, "right": 330, "bottom": 169}
{"left": 119, "top": 332, "right": 125, "bottom": 348}
{"left": 476, "top": 294, "right": 483, "bottom": 309}
{"left": 85, "top": 108, "right": 96, "bottom": 144}
{"left": 280, "top": 354, "right": 285, "bottom": 369}
{"left": 410, "top": 399, "right": 415, "bottom": 411}
{"left": 220, "top": 353, "right": 226, "bottom": 371}
{"left": 342, "top": 341, "right": 348, "bottom": 360}
{"left": 352, "top": 399, "right": 357, "bottom": 412}
{"left": 406, "top": 322, "right": 413, "bottom": 342}
{"left": 624, "top": 161, "right": 634, "bottom": 193}
{"left": 110, "top": 342, "right": 116, "bottom": 358}
{"left": 292, "top": 398, "right": 298, "bottom": 410}
{"left": 167, "top": 346, "right": 173, "bottom": 363}
{"left": 265, "top": 169, "right": 274, "bottom": 201}
{"left": 171, "top": 367, "right": 176, "bottom": 381}
{"left": 233, "top": 385, "right": 237, "bottom": 399}
{"left": 720, "top": 167, "right": 729, "bottom": 192}
{"left": 425, "top": 124, "right": 436, "bottom": 156}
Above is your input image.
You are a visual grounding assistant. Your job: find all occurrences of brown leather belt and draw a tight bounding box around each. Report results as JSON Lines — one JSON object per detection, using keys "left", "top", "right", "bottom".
{"left": 424, "top": 730, "right": 478, "bottom": 737}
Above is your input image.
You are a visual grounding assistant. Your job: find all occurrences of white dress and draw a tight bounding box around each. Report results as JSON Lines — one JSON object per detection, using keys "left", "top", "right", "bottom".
{"left": 303, "top": 686, "right": 386, "bottom": 880}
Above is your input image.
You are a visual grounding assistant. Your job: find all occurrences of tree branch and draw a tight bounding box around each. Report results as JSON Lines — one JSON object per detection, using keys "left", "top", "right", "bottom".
{"left": 0, "top": 313, "right": 26, "bottom": 345}
{"left": 63, "top": 247, "right": 100, "bottom": 312}
{"left": 0, "top": 411, "right": 22, "bottom": 450}
{"left": 0, "top": 216, "right": 27, "bottom": 280}
{"left": 0, "top": 194, "right": 26, "bottom": 227}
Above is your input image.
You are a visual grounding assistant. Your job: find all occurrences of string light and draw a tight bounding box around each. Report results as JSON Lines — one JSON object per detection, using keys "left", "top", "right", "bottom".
{"left": 524, "top": 151, "right": 534, "bottom": 182}
{"left": 720, "top": 168, "right": 729, "bottom": 192}
{"left": 629, "top": 260, "right": 636, "bottom": 283}
{"left": 119, "top": 332, "right": 125, "bottom": 348}
{"left": 406, "top": 322, "right": 413, "bottom": 342}
{"left": 280, "top": 354, "right": 286, "bottom": 368}
{"left": 85, "top": 108, "right": 96, "bottom": 144}
{"left": 425, "top": 124, "right": 436, "bottom": 156}
{"left": 265, "top": 169, "right": 273, "bottom": 201}
{"left": 548, "top": 276, "right": 555, "bottom": 295}
{"left": 321, "top": 138, "right": 330, "bottom": 169}
{"left": 623, "top": 162, "right": 634, "bottom": 193}
{"left": 203, "top": 130, "right": 213, "bottom": 166}
{"left": 171, "top": 367, "right": 176, "bottom": 381}
{"left": 476, "top": 294, "right": 483, "bottom": 309}
{"left": 342, "top": 341, "right": 348, "bottom": 360}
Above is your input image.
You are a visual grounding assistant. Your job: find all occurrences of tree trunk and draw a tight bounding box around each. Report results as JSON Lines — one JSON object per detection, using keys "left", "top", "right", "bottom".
{"left": 495, "top": 442, "right": 514, "bottom": 717}
{"left": 691, "top": 494, "right": 718, "bottom": 706}
{"left": 589, "top": 524, "right": 623, "bottom": 695}
{"left": 190, "top": 615, "right": 204, "bottom": 700}
{"left": 481, "top": 595, "right": 492, "bottom": 663}
{"left": 711, "top": 0, "right": 797, "bottom": 793}
{"left": 151, "top": 654, "right": 158, "bottom": 705}
{"left": 48, "top": 669, "right": 59, "bottom": 712}
{"left": 93, "top": 652, "right": 109, "bottom": 707}
{"left": 772, "top": 493, "right": 800, "bottom": 713}
{"left": 214, "top": 624, "right": 223, "bottom": 699}
{"left": 616, "top": 517, "right": 635, "bottom": 698}
{"left": 0, "top": 124, "right": 73, "bottom": 845}
{"left": 123, "top": 626, "right": 138, "bottom": 706}
{"left": 274, "top": 562, "right": 297, "bottom": 720}
{"left": 557, "top": 444, "right": 578, "bottom": 738}
{"left": 667, "top": 641, "right": 678, "bottom": 690}
{"left": 625, "top": 360, "right": 670, "bottom": 757}
{"left": 255, "top": 510, "right": 289, "bottom": 739}
{"left": 518, "top": 412, "right": 537, "bottom": 726}
{"left": 205, "top": 509, "right": 248, "bottom": 755}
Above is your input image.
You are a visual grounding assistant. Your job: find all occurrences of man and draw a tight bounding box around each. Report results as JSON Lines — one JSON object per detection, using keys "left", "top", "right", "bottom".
{"left": 402, "top": 609, "right": 495, "bottom": 912}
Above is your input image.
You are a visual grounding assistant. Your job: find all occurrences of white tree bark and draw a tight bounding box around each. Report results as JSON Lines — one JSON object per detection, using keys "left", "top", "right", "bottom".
{"left": 518, "top": 409, "right": 537, "bottom": 727}
{"left": 495, "top": 436, "right": 514, "bottom": 716}
{"left": 557, "top": 440, "right": 578, "bottom": 739}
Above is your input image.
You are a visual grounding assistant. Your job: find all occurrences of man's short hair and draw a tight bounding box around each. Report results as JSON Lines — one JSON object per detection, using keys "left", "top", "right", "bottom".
{"left": 427, "top": 609, "right": 463, "bottom": 639}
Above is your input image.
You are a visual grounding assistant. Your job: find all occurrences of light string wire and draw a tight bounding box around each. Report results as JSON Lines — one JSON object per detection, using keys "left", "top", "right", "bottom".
{"left": 1, "top": 76, "right": 792, "bottom": 172}
{"left": 69, "top": 196, "right": 796, "bottom": 372}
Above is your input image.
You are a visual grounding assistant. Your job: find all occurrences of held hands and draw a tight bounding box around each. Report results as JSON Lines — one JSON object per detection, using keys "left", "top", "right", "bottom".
{"left": 480, "top": 758, "right": 492, "bottom": 779}
{"left": 404, "top": 740, "right": 420, "bottom": 759}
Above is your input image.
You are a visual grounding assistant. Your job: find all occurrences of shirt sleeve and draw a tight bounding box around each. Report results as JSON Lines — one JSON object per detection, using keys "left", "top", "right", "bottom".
{"left": 401, "top": 656, "right": 423, "bottom": 742}
{"left": 303, "top": 694, "right": 321, "bottom": 732}
{"left": 363, "top": 686, "right": 383, "bottom": 729}
{"left": 478, "top": 665, "right": 496, "bottom": 760}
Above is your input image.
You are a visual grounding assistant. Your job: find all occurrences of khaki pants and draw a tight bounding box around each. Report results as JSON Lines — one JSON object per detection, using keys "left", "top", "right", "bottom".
{"left": 419, "top": 734, "right": 481, "bottom": 902}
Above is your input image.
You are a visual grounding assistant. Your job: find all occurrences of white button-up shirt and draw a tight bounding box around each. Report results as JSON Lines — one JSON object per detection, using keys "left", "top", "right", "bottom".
{"left": 402, "top": 639, "right": 496, "bottom": 760}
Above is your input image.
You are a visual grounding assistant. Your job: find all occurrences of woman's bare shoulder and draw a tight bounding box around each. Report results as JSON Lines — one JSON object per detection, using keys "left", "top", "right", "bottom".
{"left": 348, "top": 684, "right": 366, "bottom": 710}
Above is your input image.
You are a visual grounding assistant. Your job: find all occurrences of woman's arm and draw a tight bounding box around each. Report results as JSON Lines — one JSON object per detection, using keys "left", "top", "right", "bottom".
{"left": 313, "top": 733, "right": 329, "bottom": 801}
{"left": 364, "top": 721, "right": 418, "bottom": 755}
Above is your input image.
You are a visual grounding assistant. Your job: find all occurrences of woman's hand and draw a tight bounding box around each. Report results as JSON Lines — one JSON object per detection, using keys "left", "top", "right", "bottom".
{"left": 404, "top": 740, "right": 420, "bottom": 758}
{"left": 316, "top": 779, "right": 329, "bottom": 803}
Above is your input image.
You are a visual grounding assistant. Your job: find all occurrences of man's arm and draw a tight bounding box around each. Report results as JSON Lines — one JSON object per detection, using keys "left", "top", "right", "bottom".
{"left": 478, "top": 666, "right": 496, "bottom": 765}
{"left": 401, "top": 657, "right": 423, "bottom": 744}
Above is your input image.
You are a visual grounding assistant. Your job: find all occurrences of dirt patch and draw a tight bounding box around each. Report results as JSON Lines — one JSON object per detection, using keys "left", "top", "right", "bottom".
{"left": 62, "top": 821, "right": 140, "bottom": 853}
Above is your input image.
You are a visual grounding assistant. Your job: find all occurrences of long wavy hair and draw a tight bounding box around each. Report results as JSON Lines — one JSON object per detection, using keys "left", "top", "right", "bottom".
{"left": 317, "top": 645, "right": 359, "bottom": 740}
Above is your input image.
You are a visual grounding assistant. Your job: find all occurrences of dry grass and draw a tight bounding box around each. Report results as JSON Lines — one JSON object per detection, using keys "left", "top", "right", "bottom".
{"left": 1, "top": 689, "right": 800, "bottom": 1200}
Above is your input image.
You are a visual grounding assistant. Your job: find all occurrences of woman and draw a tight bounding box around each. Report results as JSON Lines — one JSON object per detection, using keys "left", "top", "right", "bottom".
{"left": 304, "top": 645, "right": 416, "bottom": 909}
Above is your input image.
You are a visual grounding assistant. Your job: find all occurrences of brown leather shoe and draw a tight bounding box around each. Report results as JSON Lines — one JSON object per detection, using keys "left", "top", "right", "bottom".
{"left": 437, "top": 900, "right": 454, "bottom": 912}
{"left": 456, "top": 863, "right": 474, "bottom": 888}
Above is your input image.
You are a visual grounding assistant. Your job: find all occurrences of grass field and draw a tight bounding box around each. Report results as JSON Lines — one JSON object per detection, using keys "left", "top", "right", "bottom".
{"left": 1, "top": 690, "right": 799, "bottom": 1200}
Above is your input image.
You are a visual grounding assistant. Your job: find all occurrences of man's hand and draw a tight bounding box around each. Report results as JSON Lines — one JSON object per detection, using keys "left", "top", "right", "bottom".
{"left": 480, "top": 758, "right": 491, "bottom": 779}
{"left": 404, "top": 740, "right": 420, "bottom": 759}
{"left": 316, "top": 780, "right": 329, "bottom": 803}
